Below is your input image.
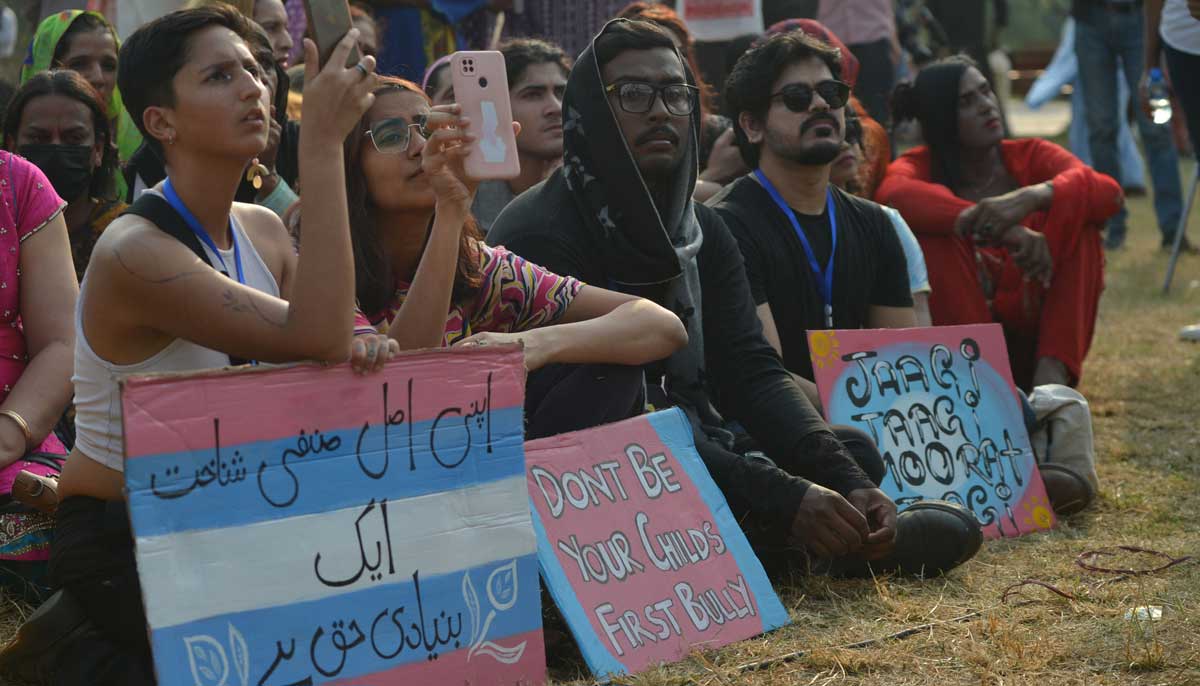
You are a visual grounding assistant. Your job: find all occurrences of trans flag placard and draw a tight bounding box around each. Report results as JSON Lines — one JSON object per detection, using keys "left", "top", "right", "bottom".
{"left": 121, "top": 346, "right": 545, "bottom": 685}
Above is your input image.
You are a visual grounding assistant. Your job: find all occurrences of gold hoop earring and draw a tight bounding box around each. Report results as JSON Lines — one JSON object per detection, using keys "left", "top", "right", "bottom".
{"left": 167, "top": 132, "right": 176, "bottom": 146}
{"left": 246, "top": 159, "right": 270, "bottom": 190}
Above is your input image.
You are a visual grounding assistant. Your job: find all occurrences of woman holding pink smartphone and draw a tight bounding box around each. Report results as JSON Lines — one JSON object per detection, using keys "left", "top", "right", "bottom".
{"left": 342, "top": 76, "right": 688, "bottom": 438}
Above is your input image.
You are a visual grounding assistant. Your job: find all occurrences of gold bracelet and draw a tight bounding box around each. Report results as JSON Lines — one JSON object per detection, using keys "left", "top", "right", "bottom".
{"left": 0, "top": 409, "right": 32, "bottom": 452}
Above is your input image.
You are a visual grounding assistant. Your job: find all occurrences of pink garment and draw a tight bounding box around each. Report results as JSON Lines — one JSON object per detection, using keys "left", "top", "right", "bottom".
{"left": 817, "top": 0, "right": 895, "bottom": 46}
{"left": 357, "top": 241, "right": 584, "bottom": 345}
{"left": 0, "top": 151, "right": 67, "bottom": 562}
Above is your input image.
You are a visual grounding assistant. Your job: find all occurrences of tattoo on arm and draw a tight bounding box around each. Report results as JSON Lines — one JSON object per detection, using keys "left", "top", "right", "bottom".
{"left": 113, "top": 245, "right": 209, "bottom": 284}
{"left": 221, "top": 288, "right": 287, "bottom": 328}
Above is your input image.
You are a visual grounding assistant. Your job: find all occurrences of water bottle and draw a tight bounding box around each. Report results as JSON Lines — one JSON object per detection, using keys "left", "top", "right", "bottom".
{"left": 1148, "top": 68, "right": 1173, "bottom": 125}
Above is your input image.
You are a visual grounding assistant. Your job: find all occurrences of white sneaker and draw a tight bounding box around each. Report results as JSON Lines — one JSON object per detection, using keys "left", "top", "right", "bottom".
{"left": 1181, "top": 324, "right": 1200, "bottom": 342}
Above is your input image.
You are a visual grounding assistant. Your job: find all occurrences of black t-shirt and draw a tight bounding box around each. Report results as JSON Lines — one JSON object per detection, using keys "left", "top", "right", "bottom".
{"left": 710, "top": 176, "right": 913, "bottom": 381}
{"left": 488, "top": 177, "right": 876, "bottom": 524}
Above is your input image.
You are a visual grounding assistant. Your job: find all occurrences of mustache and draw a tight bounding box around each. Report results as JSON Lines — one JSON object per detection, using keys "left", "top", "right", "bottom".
{"left": 801, "top": 114, "right": 840, "bottom": 134}
{"left": 635, "top": 126, "right": 680, "bottom": 146}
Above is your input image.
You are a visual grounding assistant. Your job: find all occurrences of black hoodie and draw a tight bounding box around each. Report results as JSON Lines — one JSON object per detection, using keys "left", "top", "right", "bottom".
{"left": 488, "top": 19, "right": 874, "bottom": 526}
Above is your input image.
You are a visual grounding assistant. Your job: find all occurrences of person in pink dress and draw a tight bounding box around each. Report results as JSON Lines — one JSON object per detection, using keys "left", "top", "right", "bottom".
{"left": 0, "top": 149, "right": 78, "bottom": 581}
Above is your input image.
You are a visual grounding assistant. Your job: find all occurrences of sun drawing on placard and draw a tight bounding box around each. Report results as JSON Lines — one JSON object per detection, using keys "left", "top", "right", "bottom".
{"left": 810, "top": 331, "right": 841, "bottom": 369}
{"left": 1021, "top": 495, "right": 1054, "bottom": 530}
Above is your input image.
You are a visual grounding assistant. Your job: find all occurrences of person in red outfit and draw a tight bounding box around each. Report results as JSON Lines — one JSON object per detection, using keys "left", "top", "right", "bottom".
{"left": 877, "top": 56, "right": 1122, "bottom": 390}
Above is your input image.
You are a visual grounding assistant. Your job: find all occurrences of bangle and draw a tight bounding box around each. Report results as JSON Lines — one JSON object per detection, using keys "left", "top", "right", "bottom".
{"left": 0, "top": 409, "right": 32, "bottom": 452}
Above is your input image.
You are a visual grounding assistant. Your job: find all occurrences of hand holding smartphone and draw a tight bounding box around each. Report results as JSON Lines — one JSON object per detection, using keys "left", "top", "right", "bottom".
{"left": 450, "top": 51, "right": 521, "bottom": 180}
{"left": 302, "top": 0, "right": 362, "bottom": 68}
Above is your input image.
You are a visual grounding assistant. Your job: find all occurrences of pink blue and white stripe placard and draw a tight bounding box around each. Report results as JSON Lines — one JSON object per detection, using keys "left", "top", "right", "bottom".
{"left": 121, "top": 346, "right": 545, "bottom": 686}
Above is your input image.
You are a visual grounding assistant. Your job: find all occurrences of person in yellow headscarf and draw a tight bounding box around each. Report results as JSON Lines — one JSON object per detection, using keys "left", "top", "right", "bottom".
{"left": 20, "top": 10, "right": 142, "bottom": 198}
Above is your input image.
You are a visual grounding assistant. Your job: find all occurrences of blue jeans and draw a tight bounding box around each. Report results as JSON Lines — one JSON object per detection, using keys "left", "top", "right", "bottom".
{"left": 1075, "top": 4, "right": 1183, "bottom": 246}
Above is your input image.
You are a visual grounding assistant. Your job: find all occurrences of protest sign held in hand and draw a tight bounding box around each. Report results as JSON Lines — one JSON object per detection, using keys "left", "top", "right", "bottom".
{"left": 122, "top": 346, "right": 545, "bottom": 686}
{"left": 526, "top": 408, "right": 789, "bottom": 679}
{"left": 809, "top": 324, "right": 1056, "bottom": 539}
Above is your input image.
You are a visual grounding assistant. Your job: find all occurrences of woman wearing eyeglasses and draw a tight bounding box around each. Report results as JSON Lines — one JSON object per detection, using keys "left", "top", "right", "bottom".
{"left": 343, "top": 77, "right": 687, "bottom": 438}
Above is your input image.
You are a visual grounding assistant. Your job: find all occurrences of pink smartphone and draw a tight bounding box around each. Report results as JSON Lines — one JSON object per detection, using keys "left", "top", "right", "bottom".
{"left": 450, "top": 51, "right": 521, "bottom": 180}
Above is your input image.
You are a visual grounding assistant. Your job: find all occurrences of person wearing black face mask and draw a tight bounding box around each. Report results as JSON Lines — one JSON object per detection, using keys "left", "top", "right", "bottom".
{"left": 4, "top": 70, "right": 124, "bottom": 281}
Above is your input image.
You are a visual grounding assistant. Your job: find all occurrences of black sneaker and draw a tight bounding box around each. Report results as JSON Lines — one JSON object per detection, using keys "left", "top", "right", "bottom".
{"left": 0, "top": 590, "right": 96, "bottom": 683}
{"left": 1039, "top": 464, "right": 1096, "bottom": 515}
{"left": 829, "top": 500, "right": 983, "bottom": 578}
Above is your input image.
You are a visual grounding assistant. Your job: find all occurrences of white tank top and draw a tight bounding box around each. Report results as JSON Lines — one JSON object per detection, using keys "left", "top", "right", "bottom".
{"left": 72, "top": 209, "right": 280, "bottom": 471}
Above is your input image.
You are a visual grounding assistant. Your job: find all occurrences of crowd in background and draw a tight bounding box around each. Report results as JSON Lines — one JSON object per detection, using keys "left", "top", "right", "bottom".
{"left": 0, "top": 0, "right": 1193, "bottom": 684}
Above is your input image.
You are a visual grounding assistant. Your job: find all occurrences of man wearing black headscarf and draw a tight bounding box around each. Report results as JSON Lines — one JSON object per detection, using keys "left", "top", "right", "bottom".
{"left": 490, "top": 19, "right": 981, "bottom": 576}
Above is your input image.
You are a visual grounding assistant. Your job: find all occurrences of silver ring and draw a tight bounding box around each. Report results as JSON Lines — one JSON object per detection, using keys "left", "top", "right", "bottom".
{"left": 354, "top": 62, "right": 369, "bottom": 78}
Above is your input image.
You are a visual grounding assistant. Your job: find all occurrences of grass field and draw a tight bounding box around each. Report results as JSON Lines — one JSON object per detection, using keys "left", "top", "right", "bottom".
{"left": 546, "top": 171, "right": 1200, "bottom": 686}
{"left": 0, "top": 167, "right": 1197, "bottom": 686}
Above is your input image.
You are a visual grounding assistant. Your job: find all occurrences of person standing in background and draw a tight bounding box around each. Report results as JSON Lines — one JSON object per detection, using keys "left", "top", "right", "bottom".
{"left": 1144, "top": 0, "right": 1200, "bottom": 339}
{"left": 1074, "top": 0, "right": 1184, "bottom": 251}
{"left": 816, "top": 0, "right": 897, "bottom": 123}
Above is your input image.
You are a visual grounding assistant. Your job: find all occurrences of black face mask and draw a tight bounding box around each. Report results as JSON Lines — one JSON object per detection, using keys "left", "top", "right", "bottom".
{"left": 17, "top": 144, "right": 94, "bottom": 201}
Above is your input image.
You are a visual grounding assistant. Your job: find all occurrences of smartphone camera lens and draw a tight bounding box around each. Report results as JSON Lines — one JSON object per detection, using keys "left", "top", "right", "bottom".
{"left": 478, "top": 76, "right": 488, "bottom": 88}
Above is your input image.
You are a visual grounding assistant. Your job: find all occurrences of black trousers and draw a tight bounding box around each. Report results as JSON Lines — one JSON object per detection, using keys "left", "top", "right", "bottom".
{"left": 849, "top": 38, "right": 896, "bottom": 125}
{"left": 47, "top": 497, "right": 155, "bottom": 686}
{"left": 524, "top": 364, "right": 645, "bottom": 440}
{"left": 695, "top": 425, "right": 886, "bottom": 578}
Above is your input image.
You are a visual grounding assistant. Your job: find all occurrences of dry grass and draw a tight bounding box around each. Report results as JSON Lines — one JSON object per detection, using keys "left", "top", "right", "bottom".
{"left": 0, "top": 171, "right": 1197, "bottom": 686}
{"left": 542, "top": 175, "right": 1200, "bottom": 685}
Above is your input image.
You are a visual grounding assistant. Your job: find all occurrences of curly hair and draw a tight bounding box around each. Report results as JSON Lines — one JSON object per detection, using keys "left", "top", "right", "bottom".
{"left": 723, "top": 30, "right": 842, "bottom": 168}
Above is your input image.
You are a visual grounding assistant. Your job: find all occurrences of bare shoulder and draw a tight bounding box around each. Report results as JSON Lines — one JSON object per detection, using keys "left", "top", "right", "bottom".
{"left": 231, "top": 202, "right": 294, "bottom": 273}
{"left": 88, "top": 213, "right": 212, "bottom": 285}
{"left": 232, "top": 202, "right": 291, "bottom": 251}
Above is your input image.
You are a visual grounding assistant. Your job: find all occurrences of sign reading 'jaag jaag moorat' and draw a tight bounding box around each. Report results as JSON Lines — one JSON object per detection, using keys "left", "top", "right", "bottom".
{"left": 525, "top": 408, "right": 789, "bottom": 679}
{"left": 809, "top": 324, "right": 1056, "bottom": 539}
{"left": 121, "top": 346, "right": 545, "bottom": 686}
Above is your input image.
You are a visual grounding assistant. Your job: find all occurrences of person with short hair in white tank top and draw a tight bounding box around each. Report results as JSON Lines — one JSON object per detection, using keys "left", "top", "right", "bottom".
{"left": 15, "top": 8, "right": 391, "bottom": 684}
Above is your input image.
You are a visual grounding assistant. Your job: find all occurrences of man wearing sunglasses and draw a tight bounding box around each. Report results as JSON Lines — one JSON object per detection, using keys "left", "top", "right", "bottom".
{"left": 710, "top": 30, "right": 982, "bottom": 573}
{"left": 491, "top": 19, "right": 978, "bottom": 579}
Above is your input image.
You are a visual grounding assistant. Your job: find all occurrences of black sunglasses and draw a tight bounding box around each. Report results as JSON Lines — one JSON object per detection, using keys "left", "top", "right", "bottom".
{"left": 769, "top": 80, "right": 852, "bottom": 112}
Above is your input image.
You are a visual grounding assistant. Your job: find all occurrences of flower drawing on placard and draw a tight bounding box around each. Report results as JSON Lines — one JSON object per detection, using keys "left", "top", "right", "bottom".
{"left": 810, "top": 331, "right": 841, "bottom": 369}
{"left": 1021, "top": 495, "right": 1054, "bottom": 530}
{"left": 183, "top": 624, "right": 250, "bottom": 686}
{"left": 462, "top": 559, "right": 527, "bottom": 664}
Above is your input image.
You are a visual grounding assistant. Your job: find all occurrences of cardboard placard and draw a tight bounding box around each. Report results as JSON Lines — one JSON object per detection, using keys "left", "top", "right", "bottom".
{"left": 677, "top": 0, "right": 763, "bottom": 42}
{"left": 526, "top": 409, "right": 789, "bottom": 679}
{"left": 122, "top": 347, "right": 546, "bottom": 685}
{"left": 808, "top": 324, "right": 1055, "bottom": 539}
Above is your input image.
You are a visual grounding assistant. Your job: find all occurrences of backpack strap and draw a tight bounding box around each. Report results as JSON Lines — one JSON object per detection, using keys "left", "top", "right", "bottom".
{"left": 122, "top": 192, "right": 217, "bottom": 272}
{"left": 120, "top": 192, "right": 248, "bottom": 365}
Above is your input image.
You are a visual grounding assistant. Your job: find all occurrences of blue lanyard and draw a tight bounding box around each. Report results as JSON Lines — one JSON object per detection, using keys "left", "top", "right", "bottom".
{"left": 753, "top": 169, "right": 837, "bottom": 327}
{"left": 162, "top": 178, "right": 245, "bottom": 284}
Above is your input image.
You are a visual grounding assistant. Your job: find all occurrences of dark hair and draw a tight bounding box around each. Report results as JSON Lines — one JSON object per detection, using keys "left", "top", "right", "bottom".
{"left": 616, "top": 3, "right": 715, "bottom": 119}
{"left": 344, "top": 77, "right": 483, "bottom": 317}
{"left": 890, "top": 54, "right": 979, "bottom": 191}
{"left": 423, "top": 60, "right": 450, "bottom": 98}
{"left": 52, "top": 12, "right": 115, "bottom": 65}
{"left": 118, "top": 5, "right": 260, "bottom": 157}
{"left": 3, "top": 70, "right": 117, "bottom": 200}
{"left": 245, "top": 21, "right": 290, "bottom": 128}
{"left": 593, "top": 18, "right": 678, "bottom": 70}
{"left": 723, "top": 30, "right": 842, "bottom": 168}
{"left": 497, "top": 38, "right": 570, "bottom": 89}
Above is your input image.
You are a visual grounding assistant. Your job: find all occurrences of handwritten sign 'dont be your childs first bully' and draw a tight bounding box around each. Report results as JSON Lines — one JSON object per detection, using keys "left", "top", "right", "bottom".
{"left": 809, "top": 324, "right": 1056, "bottom": 540}
{"left": 121, "top": 346, "right": 545, "bottom": 686}
{"left": 526, "top": 408, "right": 789, "bottom": 679}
